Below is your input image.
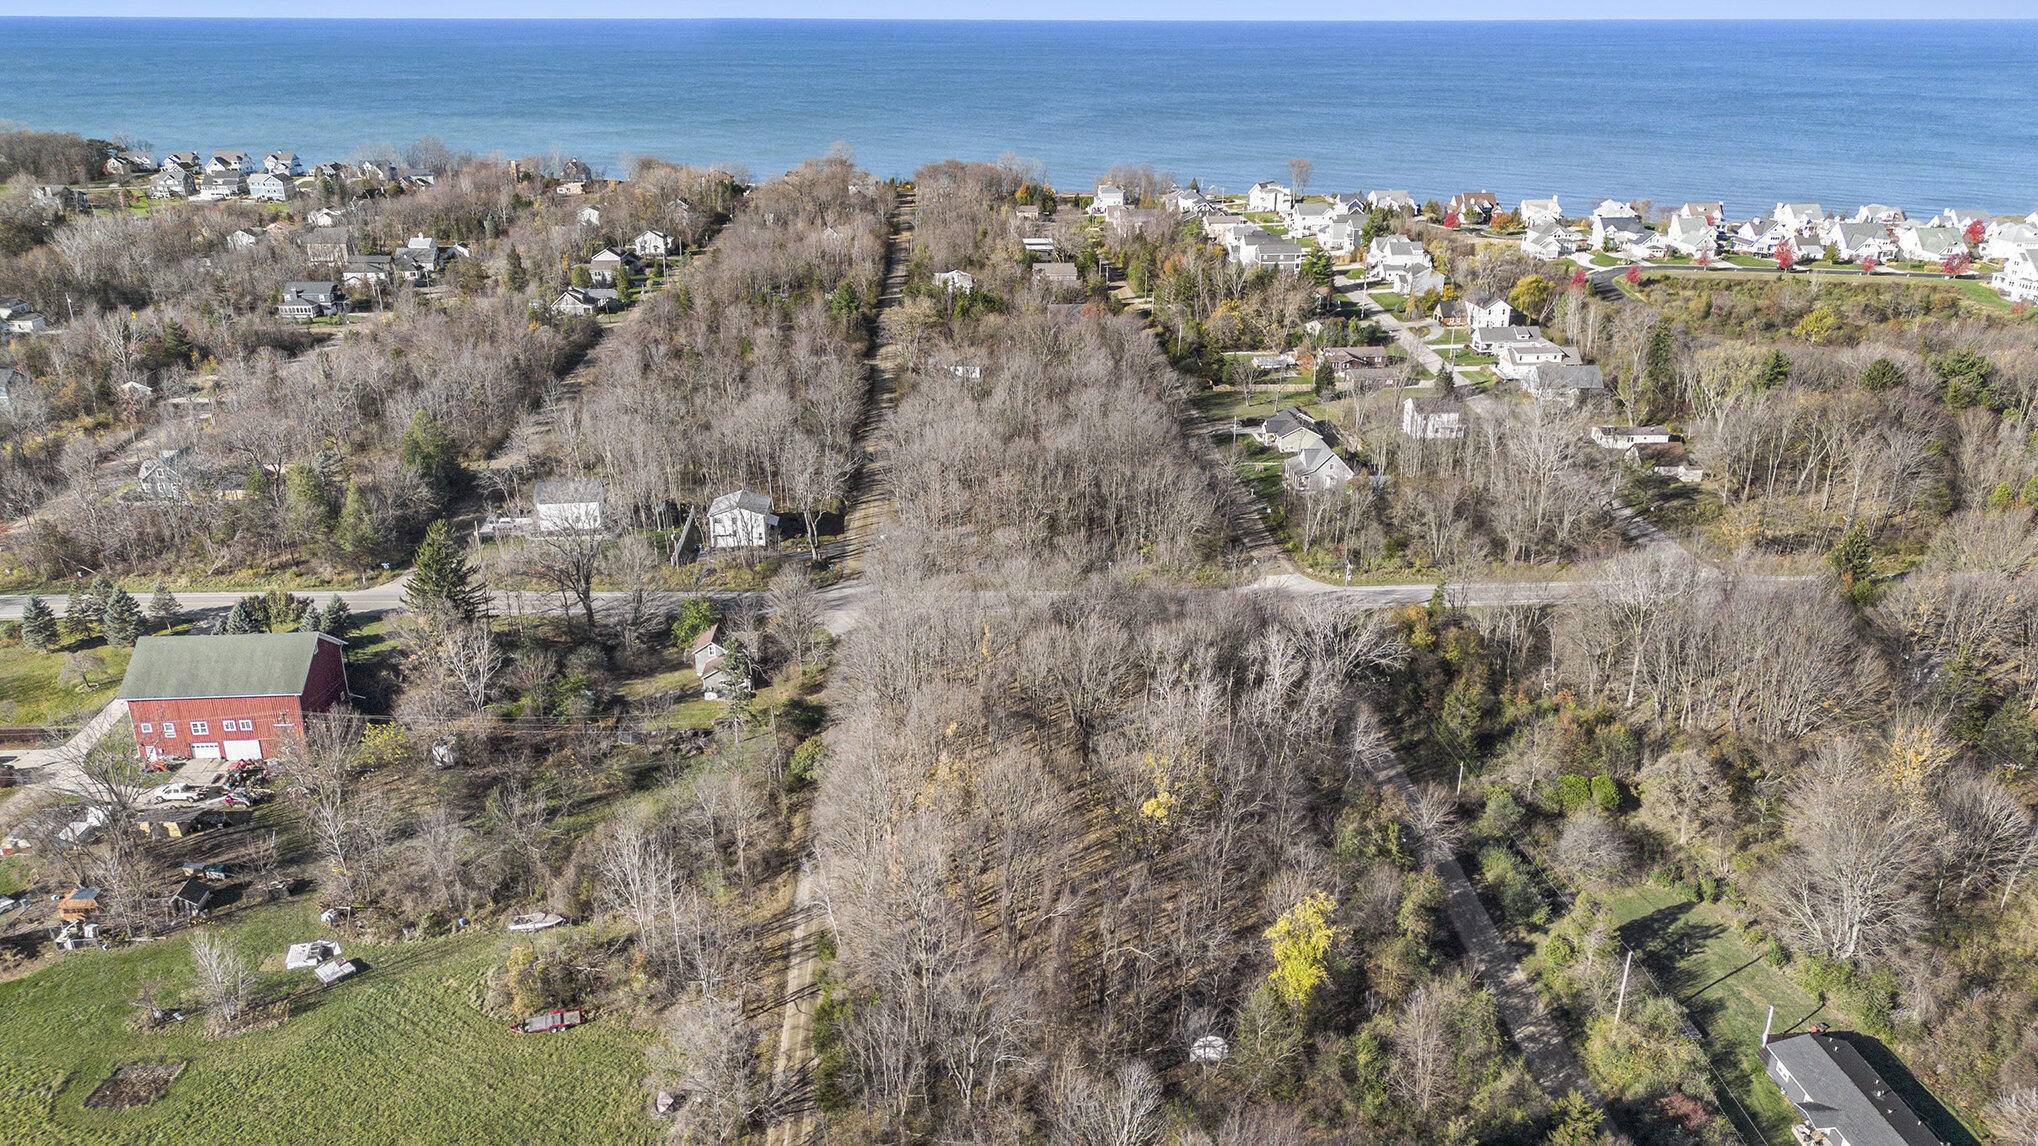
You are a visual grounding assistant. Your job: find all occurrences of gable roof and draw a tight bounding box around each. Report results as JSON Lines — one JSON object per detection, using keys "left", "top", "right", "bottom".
{"left": 1764, "top": 1034, "right": 1942, "bottom": 1146}
{"left": 534, "top": 477, "right": 604, "bottom": 505}
{"left": 119, "top": 632, "right": 343, "bottom": 701}
{"left": 710, "top": 489, "right": 774, "bottom": 516}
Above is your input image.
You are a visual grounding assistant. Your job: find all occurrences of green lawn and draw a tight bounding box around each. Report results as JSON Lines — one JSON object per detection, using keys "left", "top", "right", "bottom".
{"left": 0, "top": 639, "right": 133, "bottom": 728}
{"left": 0, "top": 900, "right": 658, "bottom": 1145}
{"left": 1606, "top": 885, "right": 1817, "bottom": 1144}
{"left": 1603, "top": 885, "right": 1980, "bottom": 1146}
{"left": 1366, "top": 291, "right": 1407, "bottom": 313}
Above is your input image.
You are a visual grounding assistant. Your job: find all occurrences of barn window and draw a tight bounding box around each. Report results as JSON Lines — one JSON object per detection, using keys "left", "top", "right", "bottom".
{"left": 139, "top": 722, "right": 153, "bottom": 733}
{"left": 191, "top": 721, "right": 209, "bottom": 736}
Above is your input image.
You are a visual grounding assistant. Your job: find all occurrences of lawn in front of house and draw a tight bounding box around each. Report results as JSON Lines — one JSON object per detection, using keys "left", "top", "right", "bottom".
{"left": 0, "top": 899, "right": 658, "bottom": 1146}
{"left": 1604, "top": 884, "right": 1820, "bottom": 1144}
{"left": 0, "top": 638, "right": 135, "bottom": 728}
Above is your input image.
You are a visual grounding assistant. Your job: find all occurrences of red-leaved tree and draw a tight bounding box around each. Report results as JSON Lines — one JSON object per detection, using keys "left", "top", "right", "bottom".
{"left": 1569, "top": 268, "right": 1588, "bottom": 291}
{"left": 1964, "top": 219, "right": 1987, "bottom": 248}
{"left": 1860, "top": 256, "right": 1879, "bottom": 273}
{"left": 1625, "top": 265, "right": 1642, "bottom": 286}
{"left": 1944, "top": 252, "right": 1973, "bottom": 277}
{"left": 1776, "top": 240, "right": 1797, "bottom": 272}
{"left": 1443, "top": 209, "right": 1461, "bottom": 230}
{"left": 1697, "top": 252, "right": 1713, "bottom": 269}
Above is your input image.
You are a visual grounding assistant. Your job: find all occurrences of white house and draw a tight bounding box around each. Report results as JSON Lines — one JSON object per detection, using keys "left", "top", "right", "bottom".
{"left": 1592, "top": 214, "right": 1649, "bottom": 253}
{"left": 1519, "top": 197, "right": 1562, "bottom": 228}
{"left": 226, "top": 229, "right": 260, "bottom": 249}
{"left": 1401, "top": 396, "right": 1465, "bottom": 440}
{"left": 1897, "top": 224, "right": 1962, "bottom": 262}
{"left": 1255, "top": 408, "right": 1328, "bottom": 454}
{"left": 1284, "top": 200, "right": 1339, "bottom": 238}
{"left": 207, "top": 151, "right": 251, "bottom": 174}
{"left": 1237, "top": 230, "right": 1307, "bottom": 272}
{"left": 246, "top": 172, "right": 295, "bottom": 202}
{"left": 1592, "top": 199, "right": 1639, "bottom": 221}
{"left": 1930, "top": 207, "right": 1989, "bottom": 232}
{"left": 1774, "top": 203, "right": 1826, "bottom": 233}
{"left": 1733, "top": 218, "right": 1787, "bottom": 254}
{"left": 1247, "top": 181, "right": 1293, "bottom": 215}
{"left": 1992, "top": 245, "right": 2038, "bottom": 304}
{"left": 1855, "top": 204, "right": 1906, "bottom": 224}
{"left": 633, "top": 230, "right": 677, "bottom": 258}
{"left": 1471, "top": 324, "right": 1543, "bottom": 353}
{"left": 1825, "top": 221, "right": 1897, "bottom": 263}
{"left": 932, "top": 269, "right": 976, "bottom": 294}
{"left": 148, "top": 167, "right": 196, "bottom": 200}
{"left": 533, "top": 478, "right": 605, "bottom": 532}
{"left": 1465, "top": 293, "right": 1515, "bottom": 329}
{"left": 1521, "top": 224, "right": 1579, "bottom": 260}
{"left": 1590, "top": 425, "right": 1674, "bottom": 450}
{"left": 263, "top": 151, "right": 304, "bottom": 177}
{"left": 1368, "top": 189, "right": 1417, "bottom": 214}
{"left": 578, "top": 205, "right": 603, "bottom": 228}
{"left": 1284, "top": 448, "right": 1356, "bottom": 493}
{"left": 707, "top": 489, "right": 779, "bottom": 550}
{"left": 1980, "top": 223, "right": 2038, "bottom": 262}
{"left": 1089, "top": 184, "right": 1128, "bottom": 213}
{"left": 0, "top": 297, "right": 49, "bottom": 335}
{"left": 1664, "top": 213, "right": 1719, "bottom": 258}
{"left": 1494, "top": 337, "right": 1569, "bottom": 382}
{"left": 1366, "top": 236, "right": 1429, "bottom": 278}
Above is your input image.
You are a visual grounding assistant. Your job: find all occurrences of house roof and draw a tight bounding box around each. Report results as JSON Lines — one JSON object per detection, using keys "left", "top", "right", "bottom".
{"left": 1526, "top": 364, "right": 1606, "bottom": 391}
{"left": 534, "top": 478, "right": 604, "bottom": 505}
{"left": 710, "top": 489, "right": 774, "bottom": 516}
{"left": 1286, "top": 448, "right": 1351, "bottom": 478}
{"left": 119, "top": 632, "right": 343, "bottom": 701}
{"left": 1763, "top": 1034, "right": 1942, "bottom": 1146}
{"left": 688, "top": 624, "right": 722, "bottom": 657}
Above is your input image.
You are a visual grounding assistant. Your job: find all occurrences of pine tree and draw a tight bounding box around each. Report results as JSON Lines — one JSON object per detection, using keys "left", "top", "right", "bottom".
{"left": 505, "top": 246, "right": 528, "bottom": 290}
{"left": 400, "top": 411, "right": 460, "bottom": 496}
{"left": 147, "top": 582, "right": 181, "bottom": 629}
{"left": 335, "top": 484, "right": 378, "bottom": 562}
{"left": 1757, "top": 349, "right": 1791, "bottom": 389}
{"left": 102, "top": 587, "right": 145, "bottom": 647}
{"left": 1860, "top": 357, "right": 1903, "bottom": 392}
{"left": 63, "top": 587, "right": 99, "bottom": 642}
{"left": 224, "top": 600, "right": 260, "bottom": 635}
{"left": 20, "top": 596, "right": 59, "bottom": 652}
{"left": 403, "top": 521, "right": 486, "bottom": 621}
{"left": 320, "top": 595, "right": 354, "bottom": 636}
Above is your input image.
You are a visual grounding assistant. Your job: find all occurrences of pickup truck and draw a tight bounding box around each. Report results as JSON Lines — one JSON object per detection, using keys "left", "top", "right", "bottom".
{"left": 152, "top": 783, "right": 210, "bottom": 804}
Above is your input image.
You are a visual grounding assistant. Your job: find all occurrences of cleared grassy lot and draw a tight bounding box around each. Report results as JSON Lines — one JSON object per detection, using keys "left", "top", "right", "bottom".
{"left": 0, "top": 899, "right": 657, "bottom": 1145}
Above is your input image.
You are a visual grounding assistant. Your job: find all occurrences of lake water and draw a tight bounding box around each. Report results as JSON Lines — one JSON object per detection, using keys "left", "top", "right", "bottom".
{"left": 3, "top": 17, "right": 2036, "bottom": 216}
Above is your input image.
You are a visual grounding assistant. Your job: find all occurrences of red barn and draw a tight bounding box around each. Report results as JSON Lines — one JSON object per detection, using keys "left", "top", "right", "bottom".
{"left": 119, "top": 632, "right": 348, "bottom": 765}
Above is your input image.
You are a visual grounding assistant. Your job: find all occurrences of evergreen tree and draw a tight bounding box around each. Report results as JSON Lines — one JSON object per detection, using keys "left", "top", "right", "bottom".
{"left": 20, "top": 596, "right": 59, "bottom": 652}
{"left": 1860, "top": 357, "right": 1903, "bottom": 392}
{"left": 1830, "top": 524, "right": 1875, "bottom": 590}
{"left": 223, "top": 599, "right": 260, "bottom": 635}
{"left": 147, "top": 582, "right": 181, "bottom": 629}
{"left": 400, "top": 410, "right": 461, "bottom": 496}
{"left": 102, "top": 587, "right": 145, "bottom": 647}
{"left": 670, "top": 596, "right": 722, "bottom": 647}
{"left": 1757, "top": 349, "right": 1791, "bottom": 389}
{"left": 403, "top": 521, "right": 486, "bottom": 621}
{"left": 320, "top": 595, "right": 354, "bottom": 637}
{"left": 569, "top": 265, "right": 591, "bottom": 288}
{"left": 505, "top": 246, "right": 528, "bottom": 290}
{"left": 63, "top": 587, "right": 99, "bottom": 642}
{"left": 335, "top": 483, "right": 379, "bottom": 562}
{"left": 613, "top": 264, "right": 635, "bottom": 303}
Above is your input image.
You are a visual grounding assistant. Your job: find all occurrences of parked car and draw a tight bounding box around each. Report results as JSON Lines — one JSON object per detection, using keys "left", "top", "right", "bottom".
{"left": 152, "top": 783, "right": 209, "bottom": 804}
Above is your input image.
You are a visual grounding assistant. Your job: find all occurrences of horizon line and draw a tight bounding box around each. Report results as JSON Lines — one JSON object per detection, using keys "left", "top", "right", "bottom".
{"left": 2, "top": 12, "right": 2034, "bottom": 20}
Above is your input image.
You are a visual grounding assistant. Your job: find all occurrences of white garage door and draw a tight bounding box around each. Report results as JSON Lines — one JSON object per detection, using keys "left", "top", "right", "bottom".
{"left": 225, "top": 740, "right": 263, "bottom": 761}
{"left": 191, "top": 743, "right": 223, "bottom": 760}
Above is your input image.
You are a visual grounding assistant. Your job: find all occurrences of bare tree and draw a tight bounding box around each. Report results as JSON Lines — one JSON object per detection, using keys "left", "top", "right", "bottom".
{"left": 1048, "top": 1057, "right": 1164, "bottom": 1146}
{"left": 189, "top": 932, "right": 254, "bottom": 1031}
{"left": 1764, "top": 742, "right": 1931, "bottom": 960}
{"left": 647, "top": 992, "right": 758, "bottom": 1144}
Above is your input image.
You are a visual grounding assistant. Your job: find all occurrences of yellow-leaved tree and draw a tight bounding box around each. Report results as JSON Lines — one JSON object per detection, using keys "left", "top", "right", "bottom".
{"left": 1265, "top": 891, "right": 1343, "bottom": 1011}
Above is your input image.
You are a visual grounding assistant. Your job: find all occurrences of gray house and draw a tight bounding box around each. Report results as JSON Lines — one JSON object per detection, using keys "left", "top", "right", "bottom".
{"left": 148, "top": 167, "right": 196, "bottom": 199}
{"left": 1763, "top": 1032, "right": 1945, "bottom": 1146}
{"left": 246, "top": 172, "right": 295, "bottom": 202}
{"left": 277, "top": 281, "right": 348, "bottom": 322}
{"left": 549, "top": 286, "right": 620, "bottom": 317}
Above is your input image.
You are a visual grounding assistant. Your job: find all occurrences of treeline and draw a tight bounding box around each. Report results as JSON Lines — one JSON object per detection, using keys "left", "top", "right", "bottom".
{"left": 0, "top": 127, "right": 115, "bottom": 185}
{"left": 797, "top": 162, "right": 1551, "bottom": 1145}
{"left": 561, "top": 156, "right": 888, "bottom": 551}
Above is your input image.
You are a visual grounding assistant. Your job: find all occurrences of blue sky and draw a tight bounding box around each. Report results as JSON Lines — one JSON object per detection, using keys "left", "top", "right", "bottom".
{"left": 1, "top": 2, "right": 2031, "bottom": 16}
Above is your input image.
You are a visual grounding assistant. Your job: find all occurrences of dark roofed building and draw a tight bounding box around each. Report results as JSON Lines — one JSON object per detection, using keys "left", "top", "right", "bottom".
{"left": 1764, "top": 1032, "right": 1946, "bottom": 1146}
{"left": 121, "top": 632, "right": 348, "bottom": 765}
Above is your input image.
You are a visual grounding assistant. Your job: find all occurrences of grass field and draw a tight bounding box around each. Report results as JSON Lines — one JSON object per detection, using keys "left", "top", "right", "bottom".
{"left": 1606, "top": 884, "right": 1985, "bottom": 1146}
{"left": 1605, "top": 884, "right": 1819, "bottom": 1144}
{"left": 0, "top": 899, "right": 659, "bottom": 1145}
{"left": 0, "top": 640, "right": 134, "bottom": 728}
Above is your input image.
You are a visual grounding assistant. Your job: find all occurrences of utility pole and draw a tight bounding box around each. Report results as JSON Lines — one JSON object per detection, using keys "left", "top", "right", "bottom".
{"left": 1613, "top": 949, "right": 1634, "bottom": 1029}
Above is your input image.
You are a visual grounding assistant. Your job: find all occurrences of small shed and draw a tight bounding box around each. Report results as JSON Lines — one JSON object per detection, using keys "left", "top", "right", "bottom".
{"left": 169, "top": 876, "right": 212, "bottom": 919}
{"left": 59, "top": 887, "right": 102, "bottom": 922}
